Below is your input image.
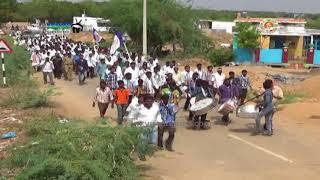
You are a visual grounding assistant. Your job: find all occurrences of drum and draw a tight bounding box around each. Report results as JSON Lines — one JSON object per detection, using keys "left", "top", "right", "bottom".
{"left": 189, "top": 98, "right": 216, "bottom": 116}
{"left": 236, "top": 103, "right": 260, "bottom": 119}
{"left": 218, "top": 99, "right": 238, "bottom": 115}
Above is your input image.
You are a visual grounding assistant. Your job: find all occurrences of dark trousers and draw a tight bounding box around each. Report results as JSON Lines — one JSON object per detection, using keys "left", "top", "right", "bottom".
{"left": 158, "top": 124, "right": 175, "bottom": 149}
{"left": 98, "top": 102, "right": 109, "bottom": 118}
{"left": 43, "top": 72, "right": 54, "bottom": 85}
{"left": 87, "top": 67, "right": 94, "bottom": 79}
{"left": 116, "top": 104, "right": 128, "bottom": 125}
{"left": 184, "top": 96, "right": 191, "bottom": 110}
{"left": 240, "top": 89, "right": 248, "bottom": 104}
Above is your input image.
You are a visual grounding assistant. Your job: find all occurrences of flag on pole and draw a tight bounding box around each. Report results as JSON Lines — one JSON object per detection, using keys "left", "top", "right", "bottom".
{"left": 110, "top": 32, "right": 124, "bottom": 55}
{"left": 92, "top": 28, "right": 102, "bottom": 43}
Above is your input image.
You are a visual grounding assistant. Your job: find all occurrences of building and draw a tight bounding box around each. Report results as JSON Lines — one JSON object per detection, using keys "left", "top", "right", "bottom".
{"left": 73, "top": 13, "right": 111, "bottom": 32}
{"left": 198, "top": 20, "right": 235, "bottom": 34}
{"left": 233, "top": 17, "right": 320, "bottom": 65}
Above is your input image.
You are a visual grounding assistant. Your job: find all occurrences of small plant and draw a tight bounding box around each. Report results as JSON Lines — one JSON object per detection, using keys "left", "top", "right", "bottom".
{"left": 1, "top": 115, "right": 156, "bottom": 179}
{"left": 278, "top": 91, "right": 307, "bottom": 104}
{"left": 207, "top": 48, "right": 234, "bottom": 66}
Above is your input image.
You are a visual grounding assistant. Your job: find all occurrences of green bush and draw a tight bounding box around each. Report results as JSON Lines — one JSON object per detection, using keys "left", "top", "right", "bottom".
{"left": 1, "top": 115, "right": 155, "bottom": 179}
{"left": 207, "top": 48, "right": 234, "bottom": 66}
{"left": 0, "top": 36, "right": 56, "bottom": 109}
{"left": 278, "top": 91, "right": 307, "bottom": 104}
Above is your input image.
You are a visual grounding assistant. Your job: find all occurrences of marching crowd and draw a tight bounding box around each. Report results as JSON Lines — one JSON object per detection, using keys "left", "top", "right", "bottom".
{"left": 12, "top": 31, "right": 277, "bottom": 153}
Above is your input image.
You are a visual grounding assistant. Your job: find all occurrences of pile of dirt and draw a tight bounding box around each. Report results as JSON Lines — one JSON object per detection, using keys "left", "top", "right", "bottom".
{"left": 67, "top": 32, "right": 113, "bottom": 43}
{"left": 203, "top": 30, "right": 233, "bottom": 48}
{"left": 285, "top": 75, "right": 320, "bottom": 102}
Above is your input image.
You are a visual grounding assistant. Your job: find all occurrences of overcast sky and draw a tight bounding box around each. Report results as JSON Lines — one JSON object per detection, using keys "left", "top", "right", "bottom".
{"left": 18, "top": 0, "right": 320, "bottom": 13}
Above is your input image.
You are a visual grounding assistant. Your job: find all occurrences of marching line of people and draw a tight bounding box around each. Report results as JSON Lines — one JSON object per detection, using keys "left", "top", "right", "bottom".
{"left": 12, "top": 31, "right": 278, "bottom": 156}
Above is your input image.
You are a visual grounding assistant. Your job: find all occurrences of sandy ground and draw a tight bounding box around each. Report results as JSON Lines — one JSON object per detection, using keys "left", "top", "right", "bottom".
{"left": 36, "top": 65, "right": 320, "bottom": 180}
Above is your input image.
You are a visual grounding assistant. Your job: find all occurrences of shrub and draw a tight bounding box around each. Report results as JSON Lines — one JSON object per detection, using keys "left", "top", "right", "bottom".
{"left": 0, "top": 36, "right": 56, "bottom": 109}
{"left": 207, "top": 48, "right": 234, "bottom": 66}
{"left": 1, "top": 115, "right": 155, "bottom": 179}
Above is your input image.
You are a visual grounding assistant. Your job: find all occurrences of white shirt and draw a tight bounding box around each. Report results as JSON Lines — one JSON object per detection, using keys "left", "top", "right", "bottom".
{"left": 213, "top": 72, "right": 225, "bottom": 88}
{"left": 124, "top": 67, "right": 139, "bottom": 81}
{"left": 116, "top": 66, "right": 123, "bottom": 80}
{"left": 164, "top": 66, "right": 174, "bottom": 75}
{"left": 133, "top": 103, "right": 162, "bottom": 126}
{"left": 152, "top": 72, "right": 165, "bottom": 89}
{"left": 143, "top": 77, "right": 155, "bottom": 94}
{"left": 182, "top": 71, "right": 193, "bottom": 84}
{"left": 173, "top": 71, "right": 183, "bottom": 85}
{"left": 41, "top": 61, "right": 54, "bottom": 72}
{"left": 195, "top": 69, "right": 205, "bottom": 80}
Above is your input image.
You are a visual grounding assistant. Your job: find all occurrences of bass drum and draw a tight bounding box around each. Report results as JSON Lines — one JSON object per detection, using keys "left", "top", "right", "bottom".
{"left": 218, "top": 99, "right": 238, "bottom": 115}
{"left": 189, "top": 98, "right": 217, "bottom": 116}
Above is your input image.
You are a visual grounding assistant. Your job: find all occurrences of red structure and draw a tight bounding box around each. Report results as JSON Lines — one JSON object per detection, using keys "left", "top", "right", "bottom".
{"left": 255, "top": 49, "right": 260, "bottom": 62}
{"left": 306, "top": 48, "right": 314, "bottom": 64}
{"left": 282, "top": 47, "right": 288, "bottom": 63}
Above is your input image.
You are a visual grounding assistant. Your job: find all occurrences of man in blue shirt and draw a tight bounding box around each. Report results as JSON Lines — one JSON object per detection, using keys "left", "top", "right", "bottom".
{"left": 158, "top": 95, "right": 178, "bottom": 151}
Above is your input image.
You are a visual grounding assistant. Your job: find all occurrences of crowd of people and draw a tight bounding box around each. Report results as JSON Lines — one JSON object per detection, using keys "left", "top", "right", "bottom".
{"left": 12, "top": 31, "right": 277, "bottom": 154}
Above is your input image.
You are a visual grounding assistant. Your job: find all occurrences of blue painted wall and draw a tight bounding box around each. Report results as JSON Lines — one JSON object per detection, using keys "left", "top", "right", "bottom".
{"left": 260, "top": 49, "right": 283, "bottom": 64}
{"left": 314, "top": 50, "right": 320, "bottom": 65}
{"left": 234, "top": 48, "right": 253, "bottom": 64}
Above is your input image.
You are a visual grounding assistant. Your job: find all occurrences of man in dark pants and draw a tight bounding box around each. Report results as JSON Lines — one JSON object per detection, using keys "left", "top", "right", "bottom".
{"left": 158, "top": 95, "right": 178, "bottom": 151}
{"left": 184, "top": 72, "right": 198, "bottom": 111}
{"left": 77, "top": 55, "right": 88, "bottom": 85}
{"left": 51, "top": 52, "right": 63, "bottom": 79}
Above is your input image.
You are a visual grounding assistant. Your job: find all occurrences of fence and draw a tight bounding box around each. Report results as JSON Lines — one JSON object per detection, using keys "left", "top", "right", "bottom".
{"left": 314, "top": 50, "right": 320, "bottom": 65}
{"left": 233, "top": 48, "right": 253, "bottom": 64}
{"left": 260, "top": 49, "right": 283, "bottom": 64}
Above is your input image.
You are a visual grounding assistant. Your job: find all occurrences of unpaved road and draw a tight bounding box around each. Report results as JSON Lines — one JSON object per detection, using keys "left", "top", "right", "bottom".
{"left": 41, "top": 75, "right": 320, "bottom": 180}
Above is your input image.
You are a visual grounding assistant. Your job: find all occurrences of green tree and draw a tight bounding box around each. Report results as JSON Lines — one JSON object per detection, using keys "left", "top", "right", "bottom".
{"left": 234, "top": 22, "right": 260, "bottom": 49}
{"left": 104, "top": 0, "right": 211, "bottom": 56}
{"left": 0, "top": 0, "right": 17, "bottom": 24}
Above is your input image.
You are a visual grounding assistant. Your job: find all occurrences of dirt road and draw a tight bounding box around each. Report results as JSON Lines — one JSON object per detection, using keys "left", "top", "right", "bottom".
{"left": 46, "top": 75, "right": 320, "bottom": 180}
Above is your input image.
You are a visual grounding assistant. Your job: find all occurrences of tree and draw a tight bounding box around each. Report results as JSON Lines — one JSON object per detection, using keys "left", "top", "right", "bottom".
{"left": 0, "top": 0, "right": 17, "bottom": 24}
{"left": 234, "top": 22, "right": 260, "bottom": 49}
{"left": 104, "top": 0, "right": 212, "bottom": 56}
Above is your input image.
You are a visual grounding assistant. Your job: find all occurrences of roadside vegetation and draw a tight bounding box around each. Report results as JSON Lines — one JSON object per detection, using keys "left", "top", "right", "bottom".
{"left": 0, "top": 36, "right": 57, "bottom": 109}
{"left": 0, "top": 37, "right": 154, "bottom": 179}
{"left": 1, "top": 115, "right": 154, "bottom": 179}
{"left": 278, "top": 91, "right": 307, "bottom": 105}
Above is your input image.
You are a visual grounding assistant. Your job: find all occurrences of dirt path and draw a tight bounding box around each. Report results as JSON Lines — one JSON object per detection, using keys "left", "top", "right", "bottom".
{"left": 43, "top": 75, "right": 320, "bottom": 180}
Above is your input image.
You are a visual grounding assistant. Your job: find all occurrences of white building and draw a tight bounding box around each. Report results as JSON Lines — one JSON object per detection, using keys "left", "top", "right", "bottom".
{"left": 198, "top": 20, "right": 235, "bottom": 34}
{"left": 73, "top": 13, "right": 111, "bottom": 32}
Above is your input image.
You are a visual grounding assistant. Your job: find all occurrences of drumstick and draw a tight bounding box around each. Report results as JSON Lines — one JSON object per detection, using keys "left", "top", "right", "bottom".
{"left": 240, "top": 92, "right": 265, "bottom": 107}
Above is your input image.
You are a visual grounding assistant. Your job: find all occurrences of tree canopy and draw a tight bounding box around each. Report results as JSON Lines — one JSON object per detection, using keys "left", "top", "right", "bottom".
{"left": 234, "top": 22, "right": 260, "bottom": 49}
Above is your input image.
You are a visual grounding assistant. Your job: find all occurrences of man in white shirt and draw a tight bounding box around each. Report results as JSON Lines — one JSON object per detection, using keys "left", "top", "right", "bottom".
{"left": 132, "top": 95, "right": 162, "bottom": 145}
{"left": 182, "top": 65, "right": 193, "bottom": 86}
{"left": 194, "top": 63, "right": 205, "bottom": 80}
{"left": 172, "top": 66, "right": 183, "bottom": 86}
{"left": 143, "top": 71, "right": 155, "bottom": 95}
{"left": 124, "top": 62, "right": 139, "bottom": 83}
{"left": 40, "top": 57, "right": 55, "bottom": 85}
{"left": 213, "top": 67, "right": 225, "bottom": 96}
{"left": 152, "top": 66, "right": 165, "bottom": 91}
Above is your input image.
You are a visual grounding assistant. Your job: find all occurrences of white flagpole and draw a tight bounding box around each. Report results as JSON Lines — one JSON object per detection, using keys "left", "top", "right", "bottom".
{"left": 143, "top": 0, "right": 147, "bottom": 56}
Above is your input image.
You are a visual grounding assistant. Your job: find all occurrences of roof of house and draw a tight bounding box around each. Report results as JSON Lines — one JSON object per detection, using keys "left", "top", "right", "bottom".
{"left": 235, "top": 17, "right": 307, "bottom": 24}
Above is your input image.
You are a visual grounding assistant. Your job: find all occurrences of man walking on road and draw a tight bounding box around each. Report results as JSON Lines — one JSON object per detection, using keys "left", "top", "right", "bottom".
{"left": 40, "top": 57, "right": 55, "bottom": 85}
{"left": 113, "top": 80, "right": 130, "bottom": 125}
{"left": 93, "top": 81, "right": 114, "bottom": 119}
{"left": 78, "top": 55, "right": 88, "bottom": 85}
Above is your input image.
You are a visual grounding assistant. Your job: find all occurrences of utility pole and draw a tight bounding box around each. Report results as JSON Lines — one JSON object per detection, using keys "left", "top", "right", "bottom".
{"left": 143, "top": 0, "right": 147, "bottom": 56}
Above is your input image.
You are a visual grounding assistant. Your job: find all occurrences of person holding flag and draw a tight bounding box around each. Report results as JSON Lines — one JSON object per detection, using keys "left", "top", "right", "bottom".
{"left": 93, "top": 28, "right": 102, "bottom": 44}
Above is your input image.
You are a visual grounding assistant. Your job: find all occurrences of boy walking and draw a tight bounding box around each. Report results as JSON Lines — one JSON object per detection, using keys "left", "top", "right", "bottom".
{"left": 113, "top": 80, "right": 130, "bottom": 125}
{"left": 158, "top": 95, "right": 178, "bottom": 151}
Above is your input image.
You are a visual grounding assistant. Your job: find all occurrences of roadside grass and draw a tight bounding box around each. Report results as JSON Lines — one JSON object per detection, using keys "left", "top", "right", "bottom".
{"left": 0, "top": 36, "right": 56, "bottom": 109}
{"left": 0, "top": 115, "right": 155, "bottom": 179}
{"left": 245, "top": 89, "right": 307, "bottom": 105}
{"left": 278, "top": 91, "right": 307, "bottom": 105}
